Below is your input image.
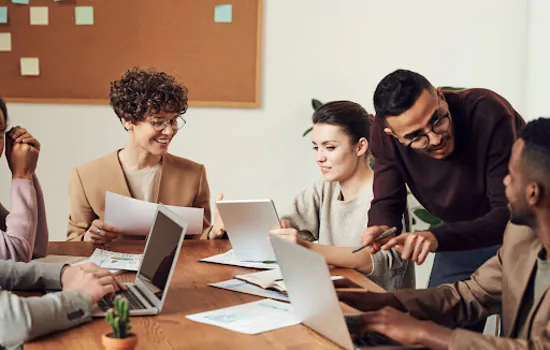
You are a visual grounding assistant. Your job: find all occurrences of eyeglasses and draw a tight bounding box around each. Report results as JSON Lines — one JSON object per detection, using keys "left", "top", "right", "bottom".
{"left": 405, "top": 113, "right": 451, "bottom": 150}
{"left": 147, "top": 115, "right": 186, "bottom": 132}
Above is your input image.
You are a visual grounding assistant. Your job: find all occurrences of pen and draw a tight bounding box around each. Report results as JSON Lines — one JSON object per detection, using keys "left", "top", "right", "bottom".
{"left": 352, "top": 226, "right": 397, "bottom": 254}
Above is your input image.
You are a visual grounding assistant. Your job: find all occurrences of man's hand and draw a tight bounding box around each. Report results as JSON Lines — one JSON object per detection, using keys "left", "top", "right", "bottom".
{"left": 61, "top": 263, "right": 126, "bottom": 302}
{"left": 381, "top": 231, "right": 438, "bottom": 264}
{"left": 6, "top": 126, "right": 40, "bottom": 180}
{"left": 85, "top": 219, "right": 120, "bottom": 245}
{"left": 359, "top": 225, "right": 396, "bottom": 255}
{"left": 269, "top": 219, "right": 307, "bottom": 247}
{"left": 337, "top": 290, "right": 404, "bottom": 312}
{"left": 356, "top": 307, "right": 452, "bottom": 350}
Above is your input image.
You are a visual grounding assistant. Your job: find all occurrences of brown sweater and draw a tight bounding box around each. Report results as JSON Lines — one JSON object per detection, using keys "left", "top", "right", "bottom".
{"left": 368, "top": 88, "right": 525, "bottom": 251}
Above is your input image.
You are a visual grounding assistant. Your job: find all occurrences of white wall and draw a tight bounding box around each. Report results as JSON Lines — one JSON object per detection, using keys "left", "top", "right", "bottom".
{"left": 1, "top": 0, "right": 536, "bottom": 334}
{"left": 0, "top": 0, "right": 530, "bottom": 243}
{"left": 525, "top": 0, "right": 550, "bottom": 119}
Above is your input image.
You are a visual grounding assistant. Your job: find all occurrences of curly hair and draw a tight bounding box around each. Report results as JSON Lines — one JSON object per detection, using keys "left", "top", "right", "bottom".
{"left": 109, "top": 67, "right": 188, "bottom": 124}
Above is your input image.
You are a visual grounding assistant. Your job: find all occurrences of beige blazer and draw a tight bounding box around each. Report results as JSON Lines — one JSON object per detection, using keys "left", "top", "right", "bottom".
{"left": 67, "top": 151, "right": 211, "bottom": 241}
{"left": 393, "top": 223, "right": 550, "bottom": 349}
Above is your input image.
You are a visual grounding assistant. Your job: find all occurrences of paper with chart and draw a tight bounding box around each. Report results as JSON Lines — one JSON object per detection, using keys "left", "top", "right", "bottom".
{"left": 85, "top": 249, "right": 143, "bottom": 271}
{"left": 186, "top": 299, "right": 299, "bottom": 334}
{"left": 200, "top": 249, "right": 279, "bottom": 269}
{"left": 104, "top": 192, "right": 204, "bottom": 235}
{"left": 209, "top": 279, "right": 289, "bottom": 302}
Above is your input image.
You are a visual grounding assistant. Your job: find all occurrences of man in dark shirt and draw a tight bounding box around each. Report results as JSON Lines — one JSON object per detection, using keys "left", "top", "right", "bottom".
{"left": 361, "top": 69, "right": 525, "bottom": 332}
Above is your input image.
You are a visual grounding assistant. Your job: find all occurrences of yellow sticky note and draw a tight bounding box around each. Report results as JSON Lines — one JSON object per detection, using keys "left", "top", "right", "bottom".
{"left": 20, "top": 57, "right": 40, "bottom": 76}
{"left": 30, "top": 7, "right": 48, "bottom": 25}
{"left": 0, "top": 33, "right": 11, "bottom": 51}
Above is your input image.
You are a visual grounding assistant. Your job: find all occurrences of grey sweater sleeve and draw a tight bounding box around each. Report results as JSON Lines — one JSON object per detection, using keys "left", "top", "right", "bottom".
{"left": 280, "top": 181, "right": 323, "bottom": 242}
{"left": 0, "top": 261, "right": 93, "bottom": 349}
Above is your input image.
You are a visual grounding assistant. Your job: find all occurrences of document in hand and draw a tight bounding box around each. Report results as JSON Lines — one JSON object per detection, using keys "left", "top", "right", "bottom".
{"left": 186, "top": 299, "right": 299, "bottom": 334}
{"left": 234, "top": 269, "right": 287, "bottom": 294}
{"left": 104, "top": 191, "right": 204, "bottom": 235}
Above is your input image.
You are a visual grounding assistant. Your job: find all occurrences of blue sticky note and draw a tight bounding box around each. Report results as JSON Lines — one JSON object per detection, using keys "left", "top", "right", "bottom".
{"left": 12, "top": 0, "right": 29, "bottom": 4}
{"left": 0, "top": 7, "right": 7, "bottom": 23}
{"left": 214, "top": 4, "right": 232, "bottom": 23}
{"left": 75, "top": 6, "right": 94, "bottom": 25}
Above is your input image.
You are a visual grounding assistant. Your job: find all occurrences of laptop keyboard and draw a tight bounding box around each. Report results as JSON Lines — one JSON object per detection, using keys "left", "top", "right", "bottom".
{"left": 354, "top": 332, "right": 402, "bottom": 347}
{"left": 98, "top": 289, "right": 147, "bottom": 311}
{"left": 345, "top": 315, "right": 402, "bottom": 347}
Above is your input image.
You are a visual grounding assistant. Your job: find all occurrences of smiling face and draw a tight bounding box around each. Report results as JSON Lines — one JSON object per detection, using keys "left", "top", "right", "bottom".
{"left": 384, "top": 88, "right": 455, "bottom": 160}
{"left": 122, "top": 111, "right": 182, "bottom": 157}
{"left": 312, "top": 123, "right": 367, "bottom": 182}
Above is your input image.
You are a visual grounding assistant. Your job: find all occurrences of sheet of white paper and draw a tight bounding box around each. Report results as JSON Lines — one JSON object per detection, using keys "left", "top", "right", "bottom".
{"left": 209, "top": 279, "right": 289, "bottom": 302}
{"left": 200, "top": 249, "right": 279, "bottom": 269}
{"left": 186, "top": 299, "right": 299, "bottom": 334}
{"left": 85, "top": 248, "right": 143, "bottom": 271}
{"left": 104, "top": 191, "right": 203, "bottom": 235}
{"left": 72, "top": 258, "right": 123, "bottom": 275}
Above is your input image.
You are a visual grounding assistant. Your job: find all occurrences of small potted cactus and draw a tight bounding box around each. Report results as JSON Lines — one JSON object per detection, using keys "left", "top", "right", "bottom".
{"left": 102, "top": 296, "right": 137, "bottom": 350}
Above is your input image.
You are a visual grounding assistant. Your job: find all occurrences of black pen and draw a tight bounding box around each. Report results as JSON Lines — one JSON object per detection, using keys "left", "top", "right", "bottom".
{"left": 352, "top": 226, "right": 397, "bottom": 254}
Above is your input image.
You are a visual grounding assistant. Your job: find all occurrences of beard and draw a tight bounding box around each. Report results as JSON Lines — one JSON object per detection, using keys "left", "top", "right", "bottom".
{"left": 509, "top": 205, "right": 535, "bottom": 227}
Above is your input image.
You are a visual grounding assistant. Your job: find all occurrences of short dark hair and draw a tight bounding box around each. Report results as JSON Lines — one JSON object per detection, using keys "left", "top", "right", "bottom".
{"left": 0, "top": 96, "right": 8, "bottom": 127}
{"left": 312, "top": 101, "right": 373, "bottom": 143}
{"left": 518, "top": 118, "right": 550, "bottom": 191}
{"left": 109, "top": 67, "right": 188, "bottom": 124}
{"left": 373, "top": 69, "right": 434, "bottom": 119}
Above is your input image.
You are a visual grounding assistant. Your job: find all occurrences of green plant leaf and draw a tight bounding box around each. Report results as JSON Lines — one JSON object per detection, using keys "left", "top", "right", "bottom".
{"left": 368, "top": 157, "right": 375, "bottom": 171}
{"left": 412, "top": 208, "right": 442, "bottom": 226}
{"left": 302, "top": 126, "right": 313, "bottom": 137}
{"left": 439, "top": 86, "right": 465, "bottom": 90}
{"left": 311, "top": 98, "right": 323, "bottom": 110}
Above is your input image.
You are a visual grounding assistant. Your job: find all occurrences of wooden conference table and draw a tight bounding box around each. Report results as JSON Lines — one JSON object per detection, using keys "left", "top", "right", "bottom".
{"left": 25, "top": 240, "right": 385, "bottom": 349}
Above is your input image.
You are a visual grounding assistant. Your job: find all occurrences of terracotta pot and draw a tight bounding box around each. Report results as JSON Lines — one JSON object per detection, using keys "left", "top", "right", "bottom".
{"left": 101, "top": 333, "right": 138, "bottom": 350}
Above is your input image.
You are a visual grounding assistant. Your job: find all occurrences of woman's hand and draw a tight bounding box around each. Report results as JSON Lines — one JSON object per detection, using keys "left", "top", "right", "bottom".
{"left": 85, "top": 219, "right": 120, "bottom": 245}
{"left": 6, "top": 126, "right": 40, "bottom": 180}
{"left": 209, "top": 193, "right": 227, "bottom": 239}
{"left": 269, "top": 219, "right": 306, "bottom": 247}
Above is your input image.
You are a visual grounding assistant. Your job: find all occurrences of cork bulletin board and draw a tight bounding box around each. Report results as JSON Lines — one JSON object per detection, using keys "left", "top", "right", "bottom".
{"left": 0, "top": 0, "right": 262, "bottom": 107}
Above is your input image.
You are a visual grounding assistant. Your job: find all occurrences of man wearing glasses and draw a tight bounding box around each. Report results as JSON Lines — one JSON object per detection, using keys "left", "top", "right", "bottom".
{"left": 361, "top": 69, "right": 525, "bottom": 332}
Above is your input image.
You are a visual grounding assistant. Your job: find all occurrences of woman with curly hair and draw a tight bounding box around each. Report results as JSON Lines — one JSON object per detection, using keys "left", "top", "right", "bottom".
{"left": 66, "top": 68, "right": 212, "bottom": 243}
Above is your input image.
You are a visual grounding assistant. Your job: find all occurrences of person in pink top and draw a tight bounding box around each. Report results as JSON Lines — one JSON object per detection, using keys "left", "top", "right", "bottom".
{"left": 0, "top": 97, "right": 48, "bottom": 261}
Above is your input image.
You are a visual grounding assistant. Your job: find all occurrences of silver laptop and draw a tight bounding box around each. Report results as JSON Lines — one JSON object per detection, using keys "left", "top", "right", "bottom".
{"left": 93, "top": 204, "right": 187, "bottom": 317}
{"left": 216, "top": 199, "right": 279, "bottom": 262}
{"left": 270, "top": 234, "right": 414, "bottom": 349}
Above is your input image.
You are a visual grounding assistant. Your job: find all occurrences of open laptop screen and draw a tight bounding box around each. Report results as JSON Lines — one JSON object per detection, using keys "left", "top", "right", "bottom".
{"left": 137, "top": 209, "right": 184, "bottom": 299}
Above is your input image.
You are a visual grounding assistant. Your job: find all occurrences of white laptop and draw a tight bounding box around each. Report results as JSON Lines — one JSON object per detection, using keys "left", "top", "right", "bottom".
{"left": 93, "top": 204, "right": 187, "bottom": 317}
{"left": 270, "top": 234, "right": 416, "bottom": 349}
{"left": 216, "top": 199, "right": 280, "bottom": 262}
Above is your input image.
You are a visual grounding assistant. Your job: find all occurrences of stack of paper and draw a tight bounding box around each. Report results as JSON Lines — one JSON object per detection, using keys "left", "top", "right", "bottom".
{"left": 200, "top": 249, "right": 279, "bottom": 270}
{"left": 210, "top": 269, "right": 346, "bottom": 301}
{"left": 84, "top": 248, "right": 143, "bottom": 271}
{"left": 186, "top": 299, "right": 299, "bottom": 334}
{"left": 209, "top": 279, "right": 289, "bottom": 302}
